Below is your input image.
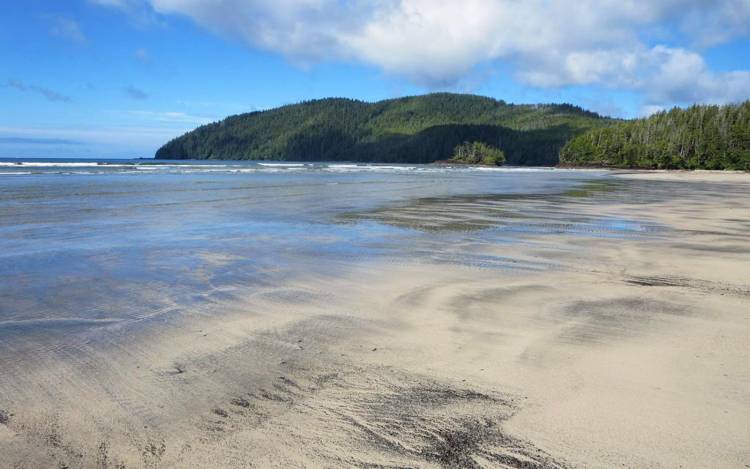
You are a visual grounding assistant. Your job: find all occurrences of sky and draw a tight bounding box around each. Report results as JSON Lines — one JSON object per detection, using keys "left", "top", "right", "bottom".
{"left": 1, "top": 0, "right": 749, "bottom": 159}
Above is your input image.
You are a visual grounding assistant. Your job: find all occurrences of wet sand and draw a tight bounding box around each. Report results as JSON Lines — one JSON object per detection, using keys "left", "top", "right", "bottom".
{"left": 1, "top": 170, "right": 749, "bottom": 468}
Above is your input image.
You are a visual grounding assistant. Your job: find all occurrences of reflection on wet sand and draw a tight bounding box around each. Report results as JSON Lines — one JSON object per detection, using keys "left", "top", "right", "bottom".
{"left": 1, "top": 169, "right": 749, "bottom": 468}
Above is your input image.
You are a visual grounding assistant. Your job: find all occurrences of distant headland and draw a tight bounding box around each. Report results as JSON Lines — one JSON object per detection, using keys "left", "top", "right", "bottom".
{"left": 156, "top": 93, "right": 749, "bottom": 170}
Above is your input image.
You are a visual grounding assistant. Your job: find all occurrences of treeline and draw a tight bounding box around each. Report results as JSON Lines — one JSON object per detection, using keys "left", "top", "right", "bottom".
{"left": 156, "top": 93, "right": 610, "bottom": 165}
{"left": 560, "top": 102, "right": 750, "bottom": 170}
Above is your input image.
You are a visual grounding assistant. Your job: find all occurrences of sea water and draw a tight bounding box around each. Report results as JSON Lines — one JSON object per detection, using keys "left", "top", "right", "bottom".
{"left": 0, "top": 159, "right": 655, "bottom": 348}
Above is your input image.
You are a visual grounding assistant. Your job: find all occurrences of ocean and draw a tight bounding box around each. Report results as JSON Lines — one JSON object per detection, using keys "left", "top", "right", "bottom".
{"left": 0, "top": 160, "right": 660, "bottom": 337}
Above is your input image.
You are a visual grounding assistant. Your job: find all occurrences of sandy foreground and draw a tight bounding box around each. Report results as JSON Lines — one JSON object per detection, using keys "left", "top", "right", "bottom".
{"left": 1, "top": 171, "right": 749, "bottom": 468}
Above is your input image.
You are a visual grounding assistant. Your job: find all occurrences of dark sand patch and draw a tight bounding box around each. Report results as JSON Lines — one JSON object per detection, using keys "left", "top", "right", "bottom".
{"left": 626, "top": 275, "right": 750, "bottom": 297}
{"left": 555, "top": 297, "right": 690, "bottom": 345}
{"left": 188, "top": 366, "right": 568, "bottom": 468}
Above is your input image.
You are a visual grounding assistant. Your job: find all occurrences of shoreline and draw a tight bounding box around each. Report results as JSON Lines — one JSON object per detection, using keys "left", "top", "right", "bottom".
{"left": 610, "top": 168, "right": 750, "bottom": 182}
{"left": 1, "top": 170, "right": 748, "bottom": 468}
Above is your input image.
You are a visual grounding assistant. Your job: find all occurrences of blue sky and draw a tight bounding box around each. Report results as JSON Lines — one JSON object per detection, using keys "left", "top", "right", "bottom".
{"left": 1, "top": 0, "right": 749, "bottom": 159}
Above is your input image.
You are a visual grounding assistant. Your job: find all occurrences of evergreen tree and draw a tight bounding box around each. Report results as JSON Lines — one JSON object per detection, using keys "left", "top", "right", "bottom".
{"left": 156, "top": 93, "right": 610, "bottom": 166}
{"left": 560, "top": 102, "right": 750, "bottom": 170}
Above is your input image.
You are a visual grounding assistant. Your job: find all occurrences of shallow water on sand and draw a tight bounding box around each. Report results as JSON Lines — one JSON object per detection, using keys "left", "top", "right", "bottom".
{"left": 0, "top": 160, "right": 624, "bottom": 330}
{"left": 2, "top": 160, "right": 748, "bottom": 468}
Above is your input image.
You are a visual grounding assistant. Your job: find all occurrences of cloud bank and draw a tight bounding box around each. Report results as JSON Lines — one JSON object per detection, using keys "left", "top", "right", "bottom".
{"left": 95, "top": 0, "right": 750, "bottom": 110}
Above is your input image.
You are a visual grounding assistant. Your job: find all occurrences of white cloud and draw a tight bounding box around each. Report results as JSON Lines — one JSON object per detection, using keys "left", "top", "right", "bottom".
{"left": 640, "top": 46, "right": 750, "bottom": 106}
{"left": 523, "top": 44, "right": 750, "bottom": 107}
{"left": 134, "top": 47, "right": 152, "bottom": 63}
{"left": 49, "top": 17, "right": 87, "bottom": 45}
{"left": 680, "top": 0, "right": 750, "bottom": 46}
{"left": 88, "top": 0, "right": 136, "bottom": 9}
{"left": 641, "top": 104, "right": 668, "bottom": 117}
{"left": 126, "top": 110, "right": 215, "bottom": 125}
{"left": 95, "top": 0, "right": 750, "bottom": 107}
{"left": 87, "top": 0, "right": 159, "bottom": 24}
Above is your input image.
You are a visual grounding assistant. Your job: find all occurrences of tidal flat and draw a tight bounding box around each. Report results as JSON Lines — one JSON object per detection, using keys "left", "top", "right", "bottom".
{"left": 0, "top": 161, "right": 748, "bottom": 468}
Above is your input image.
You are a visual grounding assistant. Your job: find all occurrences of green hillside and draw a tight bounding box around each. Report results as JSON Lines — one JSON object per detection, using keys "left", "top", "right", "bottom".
{"left": 156, "top": 93, "right": 611, "bottom": 165}
{"left": 560, "top": 102, "right": 750, "bottom": 170}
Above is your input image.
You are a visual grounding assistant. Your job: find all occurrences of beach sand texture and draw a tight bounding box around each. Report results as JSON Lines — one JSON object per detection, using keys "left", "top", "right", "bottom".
{"left": 0, "top": 171, "right": 748, "bottom": 468}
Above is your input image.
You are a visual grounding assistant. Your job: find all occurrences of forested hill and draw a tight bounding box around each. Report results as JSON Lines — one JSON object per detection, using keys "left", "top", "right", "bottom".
{"left": 156, "top": 93, "right": 611, "bottom": 165}
{"left": 560, "top": 102, "right": 750, "bottom": 170}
